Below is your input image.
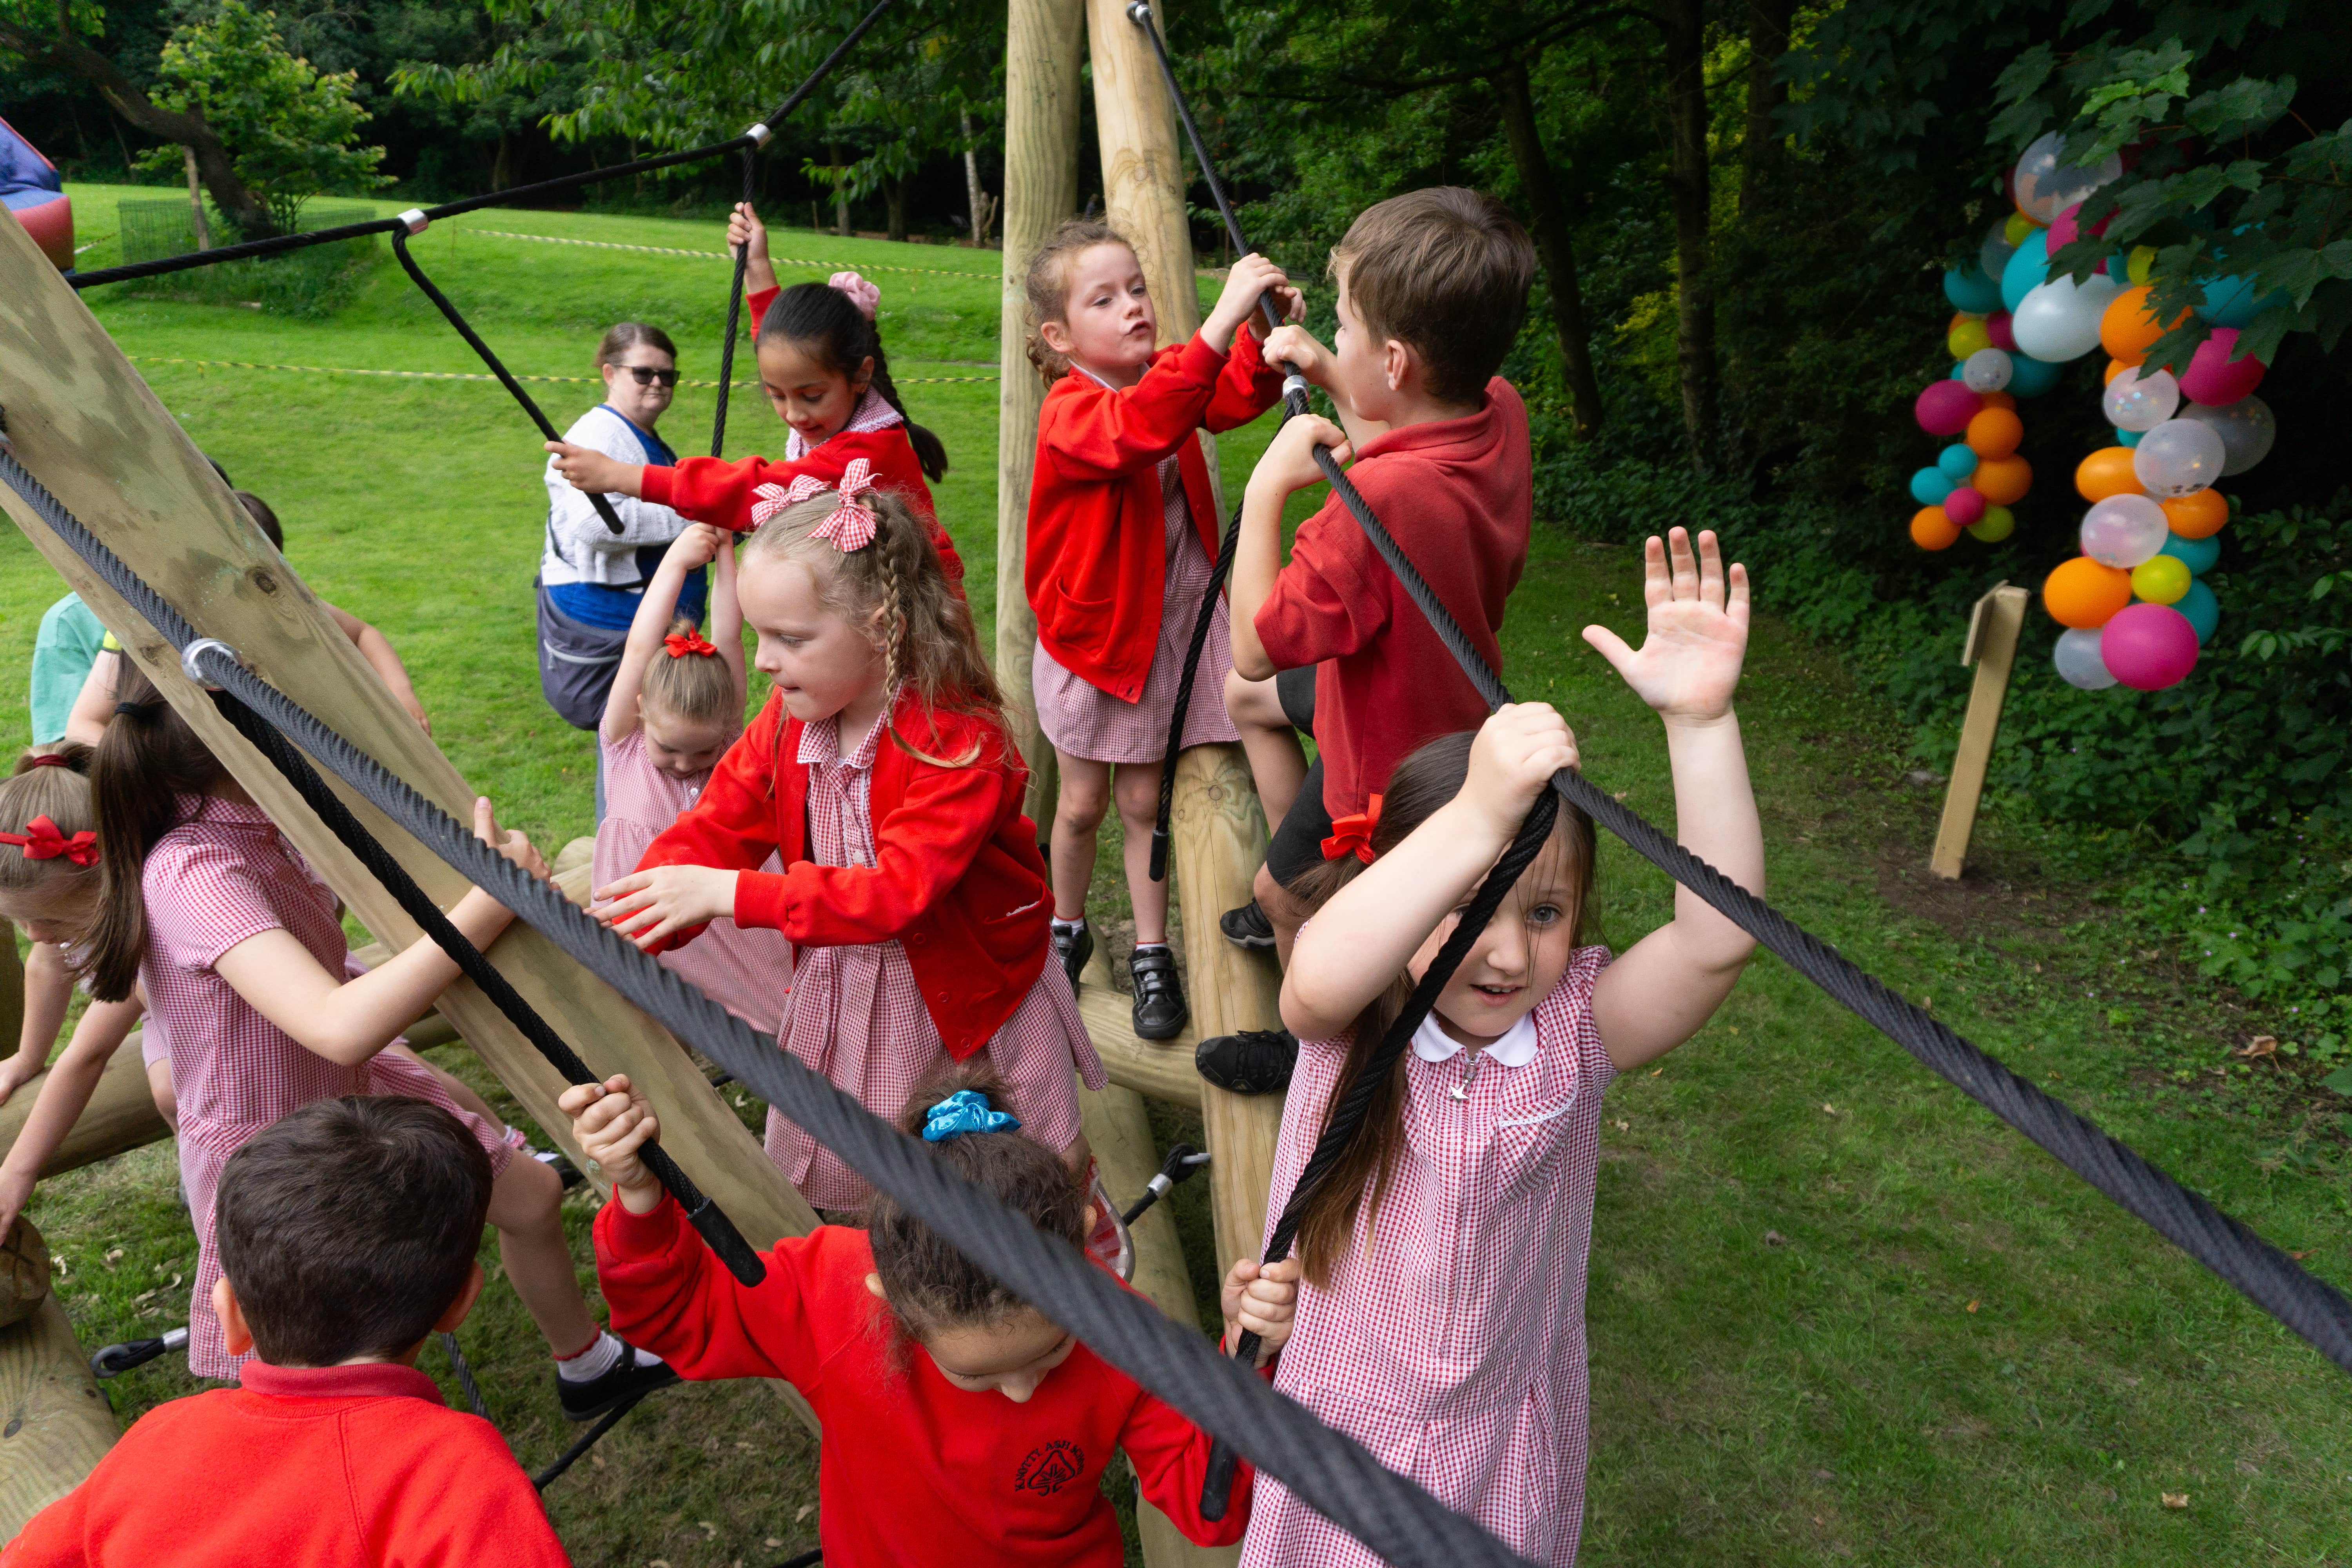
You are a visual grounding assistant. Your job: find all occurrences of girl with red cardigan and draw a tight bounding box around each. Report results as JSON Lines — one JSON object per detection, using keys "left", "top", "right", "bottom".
{"left": 1021, "top": 219, "right": 1299, "bottom": 1040}
{"left": 547, "top": 203, "right": 964, "bottom": 592}
{"left": 588, "top": 480, "right": 1127, "bottom": 1263}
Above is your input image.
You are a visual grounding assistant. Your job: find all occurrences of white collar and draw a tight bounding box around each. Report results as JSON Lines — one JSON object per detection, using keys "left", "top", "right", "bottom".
{"left": 1410, "top": 1009, "right": 1538, "bottom": 1069}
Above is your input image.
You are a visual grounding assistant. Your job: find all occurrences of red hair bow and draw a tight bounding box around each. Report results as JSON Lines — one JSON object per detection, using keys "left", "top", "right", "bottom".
{"left": 746, "top": 458, "right": 881, "bottom": 551}
{"left": 0, "top": 815, "right": 98, "bottom": 867}
{"left": 663, "top": 630, "right": 718, "bottom": 659}
{"left": 1320, "top": 794, "right": 1382, "bottom": 866}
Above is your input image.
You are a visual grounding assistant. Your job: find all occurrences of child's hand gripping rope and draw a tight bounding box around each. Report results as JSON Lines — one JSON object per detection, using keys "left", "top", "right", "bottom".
{"left": 562, "top": 1073, "right": 664, "bottom": 1212}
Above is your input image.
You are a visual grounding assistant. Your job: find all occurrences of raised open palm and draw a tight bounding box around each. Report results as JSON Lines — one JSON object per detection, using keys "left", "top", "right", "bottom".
{"left": 1581, "top": 528, "right": 1749, "bottom": 722}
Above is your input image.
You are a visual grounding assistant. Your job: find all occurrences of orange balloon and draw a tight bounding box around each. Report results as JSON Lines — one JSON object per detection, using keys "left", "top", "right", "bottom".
{"left": 1980, "top": 390, "right": 2017, "bottom": 410}
{"left": 2100, "top": 284, "right": 2184, "bottom": 363}
{"left": 1911, "top": 506, "right": 1962, "bottom": 551}
{"left": 2075, "top": 446, "right": 2144, "bottom": 503}
{"left": 1966, "top": 406, "right": 2024, "bottom": 459}
{"left": 2044, "top": 557, "right": 2134, "bottom": 629}
{"left": 2161, "top": 488, "right": 2230, "bottom": 540}
{"left": 2103, "top": 358, "right": 2133, "bottom": 385}
{"left": 1973, "top": 453, "right": 2033, "bottom": 505}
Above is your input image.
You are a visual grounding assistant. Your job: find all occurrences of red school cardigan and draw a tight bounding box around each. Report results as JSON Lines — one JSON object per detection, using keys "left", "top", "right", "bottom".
{"left": 1025, "top": 330, "right": 1284, "bottom": 702}
{"left": 634, "top": 690, "right": 1046, "bottom": 1058}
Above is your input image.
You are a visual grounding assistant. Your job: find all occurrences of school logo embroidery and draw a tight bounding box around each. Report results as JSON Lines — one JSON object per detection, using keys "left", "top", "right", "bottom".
{"left": 1014, "top": 1439, "right": 1085, "bottom": 1495}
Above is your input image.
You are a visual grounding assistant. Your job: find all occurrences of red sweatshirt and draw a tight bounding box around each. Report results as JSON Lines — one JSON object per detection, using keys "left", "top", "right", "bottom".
{"left": 1254, "top": 378, "right": 1532, "bottom": 818}
{"left": 2, "top": 1361, "right": 568, "bottom": 1568}
{"left": 595, "top": 1194, "right": 1258, "bottom": 1568}
{"left": 1026, "top": 330, "right": 1285, "bottom": 701}
{"left": 635, "top": 688, "right": 1046, "bottom": 1058}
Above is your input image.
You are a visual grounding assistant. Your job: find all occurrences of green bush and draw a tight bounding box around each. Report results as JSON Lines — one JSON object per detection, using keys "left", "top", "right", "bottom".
{"left": 113, "top": 198, "right": 386, "bottom": 318}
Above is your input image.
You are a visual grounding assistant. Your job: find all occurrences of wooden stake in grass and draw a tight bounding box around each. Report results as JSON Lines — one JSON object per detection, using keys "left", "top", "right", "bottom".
{"left": 1931, "top": 583, "right": 2030, "bottom": 881}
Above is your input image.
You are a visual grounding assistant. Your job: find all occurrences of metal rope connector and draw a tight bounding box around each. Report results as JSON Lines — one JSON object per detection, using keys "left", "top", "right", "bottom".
{"left": 180, "top": 637, "right": 238, "bottom": 691}
{"left": 742, "top": 122, "right": 774, "bottom": 146}
{"left": 396, "top": 209, "right": 429, "bottom": 235}
{"left": 1283, "top": 372, "right": 1311, "bottom": 403}
{"left": 1126, "top": 0, "right": 1153, "bottom": 21}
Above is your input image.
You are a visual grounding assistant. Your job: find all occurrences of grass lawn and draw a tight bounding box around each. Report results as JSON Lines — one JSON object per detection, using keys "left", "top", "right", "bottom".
{"left": 4, "top": 185, "right": 2347, "bottom": 1565}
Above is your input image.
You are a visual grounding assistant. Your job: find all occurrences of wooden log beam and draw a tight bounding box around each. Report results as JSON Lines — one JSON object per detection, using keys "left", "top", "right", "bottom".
{"left": 1076, "top": 982, "right": 1200, "bottom": 1108}
{"left": 0, "top": 932, "right": 21, "bottom": 1074}
{"left": 0, "top": 1036, "right": 163, "bottom": 1180}
{"left": 0, "top": 1293, "right": 116, "bottom": 1535}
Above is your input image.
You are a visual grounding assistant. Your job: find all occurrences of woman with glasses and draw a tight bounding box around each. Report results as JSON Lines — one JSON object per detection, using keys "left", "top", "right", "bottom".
{"left": 537, "top": 324, "right": 701, "bottom": 812}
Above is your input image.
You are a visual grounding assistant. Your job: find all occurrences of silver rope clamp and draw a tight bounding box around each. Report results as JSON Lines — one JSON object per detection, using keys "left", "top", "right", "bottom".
{"left": 742, "top": 123, "right": 773, "bottom": 147}
{"left": 396, "top": 209, "right": 429, "bottom": 235}
{"left": 1126, "top": 0, "right": 1153, "bottom": 22}
{"left": 1282, "top": 372, "right": 1311, "bottom": 403}
{"left": 181, "top": 637, "right": 238, "bottom": 692}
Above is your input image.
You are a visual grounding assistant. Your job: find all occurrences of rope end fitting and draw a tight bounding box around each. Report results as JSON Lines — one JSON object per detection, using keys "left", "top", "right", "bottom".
{"left": 741, "top": 123, "right": 774, "bottom": 147}
{"left": 180, "top": 637, "right": 238, "bottom": 691}
{"left": 1125, "top": 0, "right": 1153, "bottom": 22}
{"left": 1281, "top": 372, "right": 1311, "bottom": 403}
{"left": 396, "top": 209, "right": 429, "bottom": 236}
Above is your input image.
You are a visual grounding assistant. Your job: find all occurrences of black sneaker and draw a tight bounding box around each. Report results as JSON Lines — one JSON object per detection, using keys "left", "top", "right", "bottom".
{"left": 1129, "top": 946, "right": 1189, "bottom": 1041}
{"left": 1195, "top": 1029, "right": 1298, "bottom": 1095}
{"left": 1219, "top": 899, "right": 1276, "bottom": 951}
{"left": 557, "top": 1338, "right": 680, "bottom": 1422}
{"left": 1051, "top": 920, "right": 1094, "bottom": 989}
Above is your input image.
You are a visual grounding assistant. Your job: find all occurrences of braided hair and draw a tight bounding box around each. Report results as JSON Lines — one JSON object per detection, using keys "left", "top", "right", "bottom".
{"left": 759, "top": 283, "right": 947, "bottom": 482}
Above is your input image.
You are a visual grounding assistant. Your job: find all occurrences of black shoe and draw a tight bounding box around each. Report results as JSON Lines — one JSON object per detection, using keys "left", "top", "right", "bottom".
{"left": 1051, "top": 920, "right": 1094, "bottom": 989}
{"left": 1194, "top": 1028, "right": 1298, "bottom": 1095}
{"left": 557, "top": 1338, "right": 680, "bottom": 1422}
{"left": 1219, "top": 899, "right": 1276, "bottom": 951}
{"left": 1129, "top": 946, "right": 1189, "bottom": 1041}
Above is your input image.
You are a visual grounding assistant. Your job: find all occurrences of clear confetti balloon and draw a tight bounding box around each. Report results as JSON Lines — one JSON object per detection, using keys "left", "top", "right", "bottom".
{"left": 2013, "top": 131, "right": 2124, "bottom": 225}
{"left": 2101, "top": 365, "right": 2180, "bottom": 432}
{"left": 2177, "top": 395, "right": 2276, "bottom": 476}
{"left": 2079, "top": 494, "right": 2170, "bottom": 567}
{"left": 2132, "top": 418, "right": 2229, "bottom": 499}
{"left": 2053, "top": 627, "right": 2118, "bottom": 690}
{"left": 1962, "top": 347, "right": 2014, "bottom": 393}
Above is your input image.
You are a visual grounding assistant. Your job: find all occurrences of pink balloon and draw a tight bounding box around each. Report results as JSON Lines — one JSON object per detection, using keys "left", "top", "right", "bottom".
{"left": 1915, "top": 380, "right": 1981, "bottom": 437}
{"left": 2046, "top": 203, "right": 2083, "bottom": 252}
{"left": 1942, "top": 485, "right": 1987, "bottom": 526}
{"left": 2099, "top": 603, "right": 2200, "bottom": 690}
{"left": 2179, "top": 327, "right": 2267, "bottom": 406}
{"left": 1985, "top": 312, "right": 2016, "bottom": 351}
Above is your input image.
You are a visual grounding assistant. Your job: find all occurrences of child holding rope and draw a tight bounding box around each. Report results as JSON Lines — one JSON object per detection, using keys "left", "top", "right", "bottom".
{"left": 592, "top": 522, "right": 791, "bottom": 1038}
{"left": 1020, "top": 220, "right": 1299, "bottom": 1039}
{"left": 567, "top": 1060, "right": 1301, "bottom": 1567}
{"left": 1240, "top": 528, "right": 1762, "bottom": 1568}
{"left": 587, "top": 483, "right": 1126, "bottom": 1269}
{"left": 546, "top": 205, "right": 963, "bottom": 590}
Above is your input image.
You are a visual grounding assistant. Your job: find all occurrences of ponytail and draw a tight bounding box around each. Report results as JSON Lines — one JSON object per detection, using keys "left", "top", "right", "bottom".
{"left": 86, "top": 665, "right": 225, "bottom": 1002}
{"left": 758, "top": 281, "right": 949, "bottom": 483}
{"left": 0, "top": 744, "right": 102, "bottom": 937}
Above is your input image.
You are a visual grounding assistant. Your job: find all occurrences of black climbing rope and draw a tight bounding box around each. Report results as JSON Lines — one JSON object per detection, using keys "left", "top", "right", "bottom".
{"left": 534, "top": 1389, "right": 653, "bottom": 1490}
{"left": 711, "top": 143, "right": 763, "bottom": 461}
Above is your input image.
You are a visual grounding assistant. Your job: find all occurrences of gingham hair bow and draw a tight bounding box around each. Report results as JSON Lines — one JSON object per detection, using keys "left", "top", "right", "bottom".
{"left": 0, "top": 815, "right": 98, "bottom": 867}
{"left": 749, "top": 459, "right": 882, "bottom": 550}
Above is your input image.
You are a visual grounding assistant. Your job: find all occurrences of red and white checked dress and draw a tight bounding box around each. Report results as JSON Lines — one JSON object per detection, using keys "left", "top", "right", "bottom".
{"left": 1032, "top": 443, "right": 1240, "bottom": 765}
{"left": 138, "top": 795, "right": 514, "bottom": 1380}
{"left": 596, "top": 727, "right": 793, "bottom": 1039}
{"left": 764, "top": 713, "right": 1107, "bottom": 1211}
{"left": 1241, "top": 946, "right": 1616, "bottom": 1568}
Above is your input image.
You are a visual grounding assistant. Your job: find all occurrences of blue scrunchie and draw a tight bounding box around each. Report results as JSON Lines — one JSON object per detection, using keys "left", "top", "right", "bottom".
{"left": 922, "top": 1089, "right": 1022, "bottom": 1143}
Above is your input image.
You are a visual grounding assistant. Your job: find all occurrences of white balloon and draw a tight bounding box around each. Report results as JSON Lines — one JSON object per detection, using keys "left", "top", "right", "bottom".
{"left": 1962, "top": 347, "right": 2014, "bottom": 393}
{"left": 2179, "top": 396, "right": 2276, "bottom": 476}
{"left": 2101, "top": 365, "right": 2180, "bottom": 432}
{"left": 2079, "top": 494, "right": 2170, "bottom": 567}
{"left": 2133, "top": 418, "right": 2228, "bottom": 499}
{"left": 2054, "top": 627, "right": 2118, "bottom": 690}
{"left": 2011, "top": 272, "right": 2121, "bottom": 362}
{"left": 1980, "top": 218, "right": 2018, "bottom": 286}
{"left": 2012, "top": 131, "right": 2125, "bottom": 225}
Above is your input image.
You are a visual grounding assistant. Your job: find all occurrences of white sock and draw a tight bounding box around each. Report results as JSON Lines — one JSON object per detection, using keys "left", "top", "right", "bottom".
{"left": 555, "top": 1329, "right": 663, "bottom": 1382}
{"left": 1133, "top": 940, "right": 1170, "bottom": 955}
{"left": 1052, "top": 917, "right": 1086, "bottom": 936}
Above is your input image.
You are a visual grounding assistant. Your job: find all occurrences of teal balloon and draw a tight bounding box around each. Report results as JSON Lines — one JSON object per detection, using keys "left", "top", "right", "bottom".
{"left": 1944, "top": 264, "right": 2003, "bottom": 314}
{"left": 2000, "top": 230, "right": 2051, "bottom": 312}
{"left": 2161, "top": 532, "right": 2221, "bottom": 576}
{"left": 1938, "top": 443, "right": 1979, "bottom": 479}
{"left": 1950, "top": 361, "right": 1968, "bottom": 380}
{"left": 2199, "top": 273, "right": 2283, "bottom": 329}
{"left": 2175, "top": 578, "right": 2220, "bottom": 644}
{"left": 1910, "top": 467, "right": 1956, "bottom": 506}
{"left": 2116, "top": 426, "right": 2143, "bottom": 447}
{"left": 2007, "top": 353, "right": 2063, "bottom": 397}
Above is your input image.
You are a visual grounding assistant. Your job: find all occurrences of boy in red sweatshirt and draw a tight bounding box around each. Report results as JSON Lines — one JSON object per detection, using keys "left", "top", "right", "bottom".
{"left": 1203, "top": 187, "right": 1539, "bottom": 1093}
{"left": 5, "top": 1098, "right": 569, "bottom": 1568}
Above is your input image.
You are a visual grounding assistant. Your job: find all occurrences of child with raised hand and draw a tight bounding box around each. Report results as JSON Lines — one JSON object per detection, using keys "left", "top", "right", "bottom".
{"left": 587, "top": 483, "right": 1129, "bottom": 1262}
{"left": 593, "top": 522, "right": 791, "bottom": 1038}
{"left": 566, "top": 1060, "right": 1301, "bottom": 1567}
{"left": 1020, "top": 219, "right": 1301, "bottom": 1039}
{"left": 1240, "top": 528, "right": 1762, "bottom": 1568}
{"left": 81, "top": 666, "right": 674, "bottom": 1417}
{"left": 6, "top": 1097, "right": 572, "bottom": 1566}
{"left": 546, "top": 202, "right": 963, "bottom": 591}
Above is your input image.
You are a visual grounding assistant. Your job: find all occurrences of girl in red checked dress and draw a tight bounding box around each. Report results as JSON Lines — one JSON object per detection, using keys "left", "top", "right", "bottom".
{"left": 564, "top": 1059, "right": 1301, "bottom": 1568}
{"left": 589, "top": 481, "right": 1130, "bottom": 1268}
{"left": 81, "top": 667, "right": 676, "bottom": 1417}
{"left": 547, "top": 202, "right": 962, "bottom": 592}
{"left": 1243, "top": 529, "right": 1766, "bottom": 1568}
{"left": 1020, "top": 220, "right": 1301, "bottom": 1040}
{"left": 593, "top": 521, "right": 792, "bottom": 1038}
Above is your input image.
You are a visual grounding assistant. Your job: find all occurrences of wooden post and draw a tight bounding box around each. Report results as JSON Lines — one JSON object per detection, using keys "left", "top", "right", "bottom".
{"left": 1930, "top": 583, "right": 2031, "bottom": 880}
{"left": 0, "top": 1294, "right": 116, "bottom": 1535}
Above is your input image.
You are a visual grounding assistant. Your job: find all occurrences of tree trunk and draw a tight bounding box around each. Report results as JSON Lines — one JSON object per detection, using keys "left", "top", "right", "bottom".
{"left": 829, "top": 142, "right": 851, "bottom": 235}
{"left": 181, "top": 145, "right": 211, "bottom": 250}
{"left": 1740, "top": 0, "right": 1794, "bottom": 213}
{"left": 1494, "top": 60, "right": 1603, "bottom": 439}
{"left": 885, "top": 176, "right": 908, "bottom": 242}
{"left": 961, "top": 109, "right": 987, "bottom": 245}
{"left": 491, "top": 129, "right": 512, "bottom": 192}
{"left": 1660, "top": 0, "right": 1717, "bottom": 470}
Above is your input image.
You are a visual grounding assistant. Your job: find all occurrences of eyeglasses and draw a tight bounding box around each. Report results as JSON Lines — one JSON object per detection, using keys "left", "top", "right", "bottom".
{"left": 621, "top": 365, "right": 679, "bottom": 387}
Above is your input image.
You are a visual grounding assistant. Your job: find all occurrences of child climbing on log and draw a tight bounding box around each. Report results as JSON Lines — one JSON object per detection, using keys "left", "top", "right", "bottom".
{"left": 566, "top": 1060, "right": 1302, "bottom": 1567}
{"left": 592, "top": 522, "right": 791, "bottom": 1038}
{"left": 78, "top": 666, "right": 675, "bottom": 1417}
{"left": 1020, "top": 218, "right": 1300, "bottom": 1040}
{"left": 585, "top": 484, "right": 1129, "bottom": 1268}
{"left": 1240, "top": 528, "right": 1762, "bottom": 1568}
{"left": 1203, "top": 187, "right": 1537, "bottom": 1095}
{"left": 546, "top": 204, "right": 963, "bottom": 591}
{"left": 8, "top": 1098, "right": 571, "bottom": 1565}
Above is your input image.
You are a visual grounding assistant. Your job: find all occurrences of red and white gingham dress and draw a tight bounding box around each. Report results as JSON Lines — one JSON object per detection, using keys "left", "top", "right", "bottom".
{"left": 1032, "top": 445, "right": 1240, "bottom": 765}
{"left": 139, "top": 795, "right": 514, "bottom": 1380}
{"left": 596, "top": 727, "right": 793, "bottom": 1039}
{"left": 1241, "top": 946, "right": 1616, "bottom": 1568}
{"left": 764, "top": 713, "right": 1107, "bottom": 1211}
